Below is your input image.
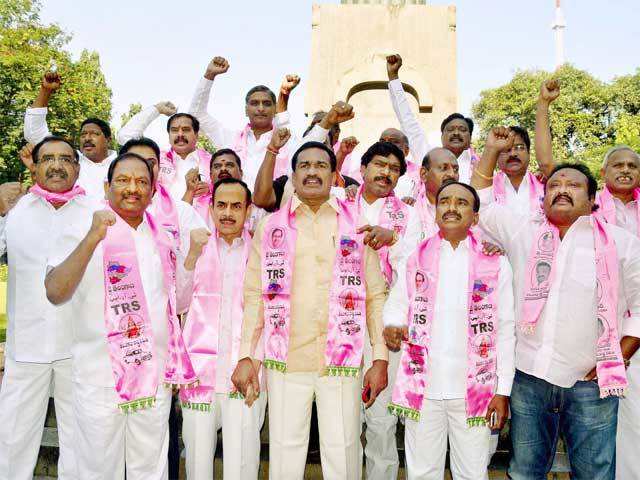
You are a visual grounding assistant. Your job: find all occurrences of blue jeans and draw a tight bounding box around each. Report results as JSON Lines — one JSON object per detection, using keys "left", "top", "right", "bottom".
{"left": 508, "top": 370, "right": 618, "bottom": 480}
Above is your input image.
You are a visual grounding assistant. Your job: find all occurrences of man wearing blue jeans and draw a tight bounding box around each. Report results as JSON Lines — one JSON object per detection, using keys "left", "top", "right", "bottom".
{"left": 472, "top": 128, "right": 640, "bottom": 479}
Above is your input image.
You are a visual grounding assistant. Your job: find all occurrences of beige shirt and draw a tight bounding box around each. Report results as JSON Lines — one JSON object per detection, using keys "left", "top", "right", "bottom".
{"left": 240, "top": 195, "right": 389, "bottom": 373}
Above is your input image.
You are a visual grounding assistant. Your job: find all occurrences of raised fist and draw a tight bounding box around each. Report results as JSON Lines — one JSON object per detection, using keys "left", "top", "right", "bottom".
{"left": 19, "top": 143, "right": 35, "bottom": 173}
{"left": 485, "top": 126, "right": 515, "bottom": 153}
{"left": 41, "top": 71, "right": 61, "bottom": 92}
{"left": 88, "top": 210, "right": 116, "bottom": 243}
{"left": 540, "top": 79, "right": 560, "bottom": 105}
{"left": 155, "top": 101, "right": 177, "bottom": 117}
{"left": 189, "top": 228, "right": 211, "bottom": 259}
{"left": 270, "top": 128, "right": 291, "bottom": 151}
{"left": 0, "top": 182, "right": 26, "bottom": 216}
{"left": 185, "top": 168, "right": 209, "bottom": 198}
{"left": 386, "top": 54, "right": 403, "bottom": 80}
{"left": 205, "top": 56, "right": 230, "bottom": 80}
{"left": 338, "top": 136, "right": 359, "bottom": 156}
{"left": 280, "top": 75, "right": 300, "bottom": 96}
{"left": 325, "top": 101, "right": 355, "bottom": 127}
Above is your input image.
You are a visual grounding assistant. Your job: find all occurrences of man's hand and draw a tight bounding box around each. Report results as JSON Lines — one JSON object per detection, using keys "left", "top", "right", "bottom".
{"left": 383, "top": 326, "right": 408, "bottom": 352}
{"left": 481, "top": 241, "right": 504, "bottom": 256}
{"left": 41, "top": 71, "right": 61, "bottom": 92}
{"left": 87, "top": 210, "right": 116, "bottom": 244}
{"left": 484, "top": 126, "right": 515, "bottom": 154}
{"left": 231, "top": 358, "right": 261, "bottom": 407}
{"left": 539, "top": 79, "right": 560, "bottom": 106}
{"left": 0, "top": 182, "right": 26, "bottom": 216}
{"left": 155, "top": 101, "right": 177, "bottom": 117}
{"left": 357, "top": 225, "right": 395, "bottom": 250}
{"left": 485, "top": 394, "right": 509, "bottom": 431}
{"left": 184, "top": 168, "right": 209, "bottom": 200}
{"left": 362, "top": 359, "right": 389, "bottom": 408}
{"left": 19, "top": 144, "right": 35, "bottom": 173}
{"left": 204, "top": 56, "right": 230, "bottom": 80}
{"left": 184, "top": 228, "right": 211, "bottom": 270}
{"left": 269, "top": 128, "right": 291, "bottom": 152}
{"left": 338, "top": 136, "right": 359, "bottom": 156}
{"left": 386, "top": 54, "right": 403, "bottom": 81}
{"left": 345, "top": 184, "right": 359, "bottom": 201}
{"left": 280, "top": 75, "right": 300, "bottom": 96}
{"left": 401, "top": 196, "right": 416, "bottom": 206}
{"left": 320, "top": 101, "right": 355, "bottom": 129}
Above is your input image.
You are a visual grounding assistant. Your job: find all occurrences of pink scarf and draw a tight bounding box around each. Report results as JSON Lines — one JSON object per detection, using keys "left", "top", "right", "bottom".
{"left": 180, "top": 221, "right": 252, "bottom": 411}
{"left": 415, "top": 194, "right": 438, "bottom": 241}
{"left": 234, "top": 124, "right": 289, "bottom": 179}
{"left": 493, "top": 171, "right": 544, "bottom": 216}
{"left": 30, "top": 184, "right": 85, "bottom": 205}
{"left": 261, "top": 197, "right": 366, "bottom": 376}
{"left": 596, "top": 186, "right": 640, "bottom": 236}
{"left": 152, "top": 183, "right": 180, "bottom": 247}
{"left": 102, "top": 209, "right": 197, "bottom": 412}
{"left": 521, "top": 216, "right": 627, "bottom": 397}
{"left": 389, "top": 232, "right": 501, "bottom": 425}
{"left": 351, "top": 185, "right": 409, "bottom": 284}
{"left": 158, "top": 148, "right": 211, "bottom": 188}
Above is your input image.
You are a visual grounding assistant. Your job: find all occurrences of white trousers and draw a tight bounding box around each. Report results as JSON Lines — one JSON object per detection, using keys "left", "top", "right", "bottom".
{"left": 616, "top": 356, "right": 640, "bottom": 479}
{"left": 72, "top": 381, "right": 171, "bottom": 480}
{"left": 362, "top": 341, "right": 400, "bottom": 480}
{"left": 0, "top": 357, "right": 76, "bottom": 480}
{"left": 182, "top": 392, "right": 266, "bottom": 479}
{"left": 405, "top": 398, "right": 490, "bottom": 480}
{"left": 267, "top": 370, "right": 361, "bottom": 480}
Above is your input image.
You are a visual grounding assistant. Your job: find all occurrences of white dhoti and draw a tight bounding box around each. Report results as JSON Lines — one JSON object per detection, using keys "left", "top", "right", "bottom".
{"left": 267, "top": 370, "right": 361, "bottom": 480}
{"left": 616, "top": 356, "right": 640, "bottom": 479}
{"left": 182, "top": 392, "right": 266, "bottom": 479}
{"left": 72, "top": 381, "right": 171, "bottom": 480}
{"left": 0, "top": 357, "right": 76, "bottom": 480}
{"left": 404, "top": 398, "right": 491, "bottom": 480}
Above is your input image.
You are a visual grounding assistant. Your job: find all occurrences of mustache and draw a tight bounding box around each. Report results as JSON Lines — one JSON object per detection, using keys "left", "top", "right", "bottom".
{"left": 173, "top": 136, "right": 187, "bottom": 144}
{"left": 46, "top": 168, "right": 68, "bottom": 179}
{"left": 82, "top": 141, "right": 95, "bottom": 148}
{"left": 507, "top": 155, "right": 521, "bottom": 162}
{"left": 219, "top": 216, "right": 236, "bottom": 223}
{"left": 303, "top": 176, "right": 322, "bottom": 185}
{"left": 449, "top": 134, "right": 463, "bottom": 142}
{"left": 373, "top": 175, "right": 391, "bottom": 185}
{"left": 552, "top": 193, "right": 574, "bottom": 205}
{"left": 443, "top": 211, "right": 462, "bottom": 221}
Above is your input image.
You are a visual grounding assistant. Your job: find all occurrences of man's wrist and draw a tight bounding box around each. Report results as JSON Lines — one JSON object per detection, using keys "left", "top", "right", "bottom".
{"left": 388, "top": 72, "right": 399, "bottom": 81}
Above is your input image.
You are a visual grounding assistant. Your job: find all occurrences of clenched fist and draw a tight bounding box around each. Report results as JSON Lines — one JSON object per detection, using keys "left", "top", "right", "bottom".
{"left": 88, "top": 210, "right": 116, "bottom": 243}
{"left": 280, "top": 75, "right": 300, "bottom": 96}
{"left": 41, "top": 71, "right": 61, "bottom": 92}
{"left": 205, "top": 56, "right": 230, "bottom": 80}
{"left": 189, "top": 228, "right": 211, "bottom": 259}
{"left": 539, "top": 79, "right": 560, "bottom": 105}
{"left": 155, "top": 101, "right": 177, "bottom": 117}
{"left": 184, "top": 168, "right": 209, "bottom": 200}
{"left": 269, "top": 128, "right": 291, "bottom": 152}
{"left": 19, "top": 144, "right": 35, "bottom": 173}
{"left": 0, "top": 182, "right": 26, "bottom": 216}
{"left": 484, "top": 126, "right": 515, "bottom": 154}
{"left": 386, "top": 54, "right": 403, "bottom": 80}
{"left": 322, "top": 101, "right": 355, "bottom": 128}
{"left": 338, "top": 136, "right": 359, "bottom": 156}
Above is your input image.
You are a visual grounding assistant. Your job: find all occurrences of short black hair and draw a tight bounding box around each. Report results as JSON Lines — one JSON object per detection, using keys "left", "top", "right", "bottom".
{"left": 435, "top": 181, "right": 480, "bottom": 212}
{"left": 360, "top": 141, "right": 407, "bottom": 176}
{"left": 210, "top": 148, "right": 242, "bottom": 171}
{"left": 422, "top": 147, "right": 456, "bottom": 169}
{"left": 245, "top": 85, "right": 276, "bottom": 104}
{"left": 166, "top": 113, "right": 200, "bottom": 134}
{"left": 81, "top": 118, "right": 112, "bottom": 139}
{"left": 546, "top": 163, "right": 598, "bottom": 201}
{"left": 509, "top": 125, "right": 531, "bottom": 151}
{"left": 440, "top": 113, "right": 474, "bottom": 135}
{"left": 107, "top": 152, "right": 154, "bottom": 184}
{"left": 119, "top": 137, "right": 161, "bottom": 160}
{"left": 212, "top": 177, "right": 252, "bottom": 206}
{"left": 291, "top": 141, "right": 337, "bottom": 172}
{"left": 31, "top": 136, "right": 79, "bottom": 164}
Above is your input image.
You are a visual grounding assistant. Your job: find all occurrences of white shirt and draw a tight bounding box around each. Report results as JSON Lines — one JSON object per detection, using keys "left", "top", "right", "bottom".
{"left": 24, "top": 107, "right": 116, "bottom": 199}
{"left": 495, "top": 174, "right": 537, "bottom": 217}
{"left": 148, "top": 194, "right": 207, "bottom": 257}
{"left": 0, "top": 193, "right": 101, "bottom": 363}
{"left": 478, "top": 188, "right": 640, "bottom": 388}
{"left": 49, "top": 212, "right": 177, "bottom": 388}
{"left": 609, "top": 194, "right": 639, "bottom": 235}
{"left": 383, "top": 239, "right": 516, "bottom": 398}
{"left": 388, "top": 79, "right": 473, "bottom": 183}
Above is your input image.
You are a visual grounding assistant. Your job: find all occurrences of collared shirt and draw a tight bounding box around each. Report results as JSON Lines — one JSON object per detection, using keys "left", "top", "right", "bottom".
{"left": 0, "top": 193, "right": 101, "bottom": 363}
{"left": 384, "top": 238, "right": 516, "bottom": 398}
{"left": 49, "top": 212, "right": 182, "bottom": 388}
{"left": 478, "top": 188, "right": 640, "bottom": 388}
{"left": 608, "top": 194, "right": 639, "bottom": 235}
{"left": 24, "top": 107, "right": 117, "bottom": 199}
{"left": 148, "top": 194, "right": 207, "bottom": 255}
{"left": 494, "top": 175, "right": 538, "bottom": 217}
{"left": 240, "top": 195, "right": 389, "bottom": 373}
{"left": 387, "top": 79, "right": 473, "bottom": 183}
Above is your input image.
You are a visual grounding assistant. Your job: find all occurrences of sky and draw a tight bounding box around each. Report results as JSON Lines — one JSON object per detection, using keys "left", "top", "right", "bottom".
{"left": 39, "top": 0, "right": 640, "bottom": 147}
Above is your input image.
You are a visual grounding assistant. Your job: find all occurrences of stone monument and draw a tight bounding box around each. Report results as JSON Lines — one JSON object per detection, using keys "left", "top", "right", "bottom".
{"left": 305, "top": 0, "right": 458, "bottom": 148}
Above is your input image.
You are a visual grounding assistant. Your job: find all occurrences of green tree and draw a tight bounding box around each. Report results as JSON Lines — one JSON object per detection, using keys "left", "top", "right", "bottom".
{"left": 120, "top": 102, "right": 142, "bottom": 127}
{"left": 0, "top": 0, "right": 112, "bottom": 182}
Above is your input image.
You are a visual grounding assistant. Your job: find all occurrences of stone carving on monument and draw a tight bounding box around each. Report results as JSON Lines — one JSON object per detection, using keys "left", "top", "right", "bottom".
{"left": 306, "top": 1, "right": 457, "bottom": 150}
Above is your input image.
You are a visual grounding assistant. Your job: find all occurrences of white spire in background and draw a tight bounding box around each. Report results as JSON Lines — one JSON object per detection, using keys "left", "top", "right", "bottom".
{"left": 552, "top": 0, "right": 566, "bottom": 68}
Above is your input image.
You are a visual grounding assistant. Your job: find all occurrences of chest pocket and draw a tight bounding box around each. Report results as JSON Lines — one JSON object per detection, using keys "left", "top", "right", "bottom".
{"left": 567, "top": 247, "right": 597, "bottom": 291}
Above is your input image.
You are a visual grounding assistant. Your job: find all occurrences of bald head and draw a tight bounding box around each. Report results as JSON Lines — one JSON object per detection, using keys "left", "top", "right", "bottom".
{"left": 380, "top": 128, "right": 409, "bottom": 156}
{"left": 421, "top": 147, "right": 460, "bottom": 202}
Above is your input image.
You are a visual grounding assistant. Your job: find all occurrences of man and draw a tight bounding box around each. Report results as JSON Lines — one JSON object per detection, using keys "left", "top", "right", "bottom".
{"left": 383, "top": 181, "right": 516, "bottom": 480}
{"left": 188, "top": 56, "right": 326, "bottom": 190}
{"left": 232, "top": 141, "right": 389, "bottom": 479}
{"left": 45, "top": 153, "right": 197, "bottom": 480}
{"left": 0, "top": 136, "right": 95, "bottom": 480}
{"left": 117, "top": 102, "right": 211, "bottom": 202}
{"left": 179, "top": 178, "right": 266, "bottom": 479}
{"left": 472, "top": 127, "right": 640, "bottom": 479}
{"left": 24, "top": 71, "right": 117, "bottom": 198}
{"left": 386, "top": 54, "right": 477, "bottom": 188}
